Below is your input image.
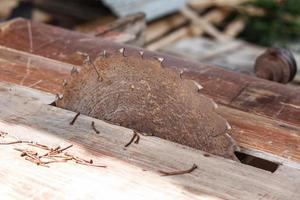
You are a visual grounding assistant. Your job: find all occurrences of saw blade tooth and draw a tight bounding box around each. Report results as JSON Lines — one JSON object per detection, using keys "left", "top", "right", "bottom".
{"left": 76, "top": 51, "right": 90, "bottom": 64}
{"left": 118, "top": 48, "right": 125, "bottom": 56}
{"left": 193, "top": 81, "right": 203, "bottom": 92}
{"left": 56, "top": 93, "right": 63, "bottom": 100}
{"left": 211, "top": 100, "right": 218, "bottom": 109}
{"left": 62, "top": 79, "right": 68, "bottom": 87}
{"left": 71, "top": 66, "right": 79, "bottom": 74}
{"left": 98, "top": 50, "right": 107, "bottom": 57}
{"left": 226, "top": 121, "right": 232, "bottom": 130}
{"left": 156, "top": 57, "right": 164, "bottom": 63}
{"left": 139, "top": 51, "right": 144, "bottom": 58}
{"left": 179, "top": 70, "right": 184, "bottom": 79}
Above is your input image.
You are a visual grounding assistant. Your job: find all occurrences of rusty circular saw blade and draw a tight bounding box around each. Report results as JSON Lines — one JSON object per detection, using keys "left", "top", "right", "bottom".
{"left": 57, "top": 51, "right": 238, "bottom": 160}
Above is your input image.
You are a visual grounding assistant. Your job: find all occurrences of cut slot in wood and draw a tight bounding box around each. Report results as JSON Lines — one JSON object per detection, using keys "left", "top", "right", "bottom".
{"left": 235, "top": 151, "right": 279, "bottom": 173}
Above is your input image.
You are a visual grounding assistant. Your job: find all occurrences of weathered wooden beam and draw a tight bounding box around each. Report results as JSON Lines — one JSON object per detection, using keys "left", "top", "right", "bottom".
{"left": 0, "top": 19, "right": 299, "bottom": 165}
{"left": 0, "top": 45, "right": 72, "bottom": 94}
{"left": 0, "top": 81, "right": 299, "bottom": 199}
{"left": 218, "top": 105, "right": 300, "bottom": 166}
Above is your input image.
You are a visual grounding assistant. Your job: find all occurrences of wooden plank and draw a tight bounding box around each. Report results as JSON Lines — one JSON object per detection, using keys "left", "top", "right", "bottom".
{"left": 0, "top": 81, "right": 55, "bottom": 105}
{"left": 229, "top": 81, "right": 300, "bottom": 125}
{"left": 0, "top": 45, "right": 72, "bottom": 94}
{"left": 218, "top": 105, "right": 300, "bottom": 167}
{"left": 0, "top": 81, "right": 299, "bottom": 199}
{"left": 145, "top": 13, "right": 187, "bottom": 44}
{"left": 0, "top": 19, "right": 300, "bottom": 164}
{"left": 182, "top": 67, "right": 300, "bottom": 126}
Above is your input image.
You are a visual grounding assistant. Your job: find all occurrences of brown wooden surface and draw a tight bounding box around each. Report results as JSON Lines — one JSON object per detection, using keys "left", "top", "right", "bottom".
{"left": 0, "top": 81, "right": 300, "bottom": 200}
{"left": 0, "top": 18, "right": 299, "bottom": 165}
{"left": 0, "top": 46, "right": 72, "bottom": 94}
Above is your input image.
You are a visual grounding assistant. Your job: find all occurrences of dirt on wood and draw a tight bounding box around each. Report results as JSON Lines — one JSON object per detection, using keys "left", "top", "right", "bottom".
{"left": 57, "top": 53, "right": 238, "bottom": 159}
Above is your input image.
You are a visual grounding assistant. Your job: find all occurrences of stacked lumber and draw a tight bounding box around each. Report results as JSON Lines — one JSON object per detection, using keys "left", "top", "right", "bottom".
{"left": 144, "top": 0, "right": 279, "bottom": 53}
{"left": 144, "top": 0, "right": 250, "bottom": 51}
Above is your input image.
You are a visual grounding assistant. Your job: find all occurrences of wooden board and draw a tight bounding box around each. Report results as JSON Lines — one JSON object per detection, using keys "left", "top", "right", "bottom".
{"left": 0, "top": 81, "right": 300, "bottom": 199}
{"left": 0, "top": 45, "right": 72, "bottom": 94}
{"left": 0, "top": 19, "right": 299, "bottom": 166}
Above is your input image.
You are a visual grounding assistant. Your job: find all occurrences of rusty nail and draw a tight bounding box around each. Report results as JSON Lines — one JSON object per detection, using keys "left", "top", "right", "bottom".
{"left": 91, "top": 121, "right": 100, "bottom": 134}
{"left": 193, "top": 81, "right": 203, "bottom": 92}
{"left": 158, "top": 164, "right": 198, "bottom": 176}
{"left": 124, "top": 131, "right": 139, "bottom": 148}
{"left": 70, "top": 112, "right": 80, "bottom": 125}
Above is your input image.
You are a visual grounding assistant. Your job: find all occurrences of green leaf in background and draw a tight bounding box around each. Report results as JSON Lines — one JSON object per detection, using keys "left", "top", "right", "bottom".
{"left": 240, "top": 0, "right": 300, "bottom": 47}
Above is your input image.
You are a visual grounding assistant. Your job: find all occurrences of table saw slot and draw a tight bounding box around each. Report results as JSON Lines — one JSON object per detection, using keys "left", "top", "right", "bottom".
{"left": 235, "top": 151, "right": 279, "bottom": 173}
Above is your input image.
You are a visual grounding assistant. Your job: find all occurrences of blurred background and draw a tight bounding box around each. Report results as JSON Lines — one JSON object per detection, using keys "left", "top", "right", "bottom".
{"left": 1, "top": 0, "right": 299, "bottom": 84}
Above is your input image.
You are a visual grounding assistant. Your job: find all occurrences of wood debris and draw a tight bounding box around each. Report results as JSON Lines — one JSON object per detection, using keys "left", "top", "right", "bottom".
{"left": 91, "top": 121, "right": 100, "bottom": 134}
{"left": 0, "top": 131, "right": 8, "bottom": 137}
{"left": 124, "top": 131, "right": 140, "bottom": 147}
{"left": 70, "top": 112, "right": 80, "bottom": 125}
{"left": 0, "top": 132, "right": 106, "bottom": 168}
{"left": 158, "top": 164, "right": 198, "bottom": 176}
